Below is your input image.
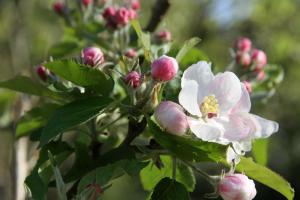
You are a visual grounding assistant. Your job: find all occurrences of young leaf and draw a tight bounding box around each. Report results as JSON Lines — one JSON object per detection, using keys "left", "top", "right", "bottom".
{"left": 180, "top": 48, "right": 209, "bottom": 70}
{"left": 44, "top": 60, "right": 114, "bottom": 95}
{"left": 148, "top": 120, "right": 227, "bottom": 163}
{"left": 16, "top": 103, "right": 60, "bottom": 138}
{"left": 176, "top": 37, "right": 201, "bottom": 62}
{"left": 140, "top": 155, "right": 195, "bottom": 192}
{"left": 49, "top": 41, "right": 80, "bottom": 58}
{"left": 150, "top": 177, "right": 190, "bottom": 200}
{"left": 77, "top": 159, "right": 148, "bottom": 193}
{"left": 236, "top": 157, "right": 294, "bottom": 200}
{"left": 0, "top": 76, "right": 66, "bottom": 101}
{"left": 252, "top": 138, "right": 269, "bottom": 166}
{"left": 40, "top": 97, "right": 111, "bottom": 145}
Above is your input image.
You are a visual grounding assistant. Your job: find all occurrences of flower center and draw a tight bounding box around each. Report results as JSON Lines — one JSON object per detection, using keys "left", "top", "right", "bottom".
{"left": 200, "top": 95, "right": 219, "bottom": 119}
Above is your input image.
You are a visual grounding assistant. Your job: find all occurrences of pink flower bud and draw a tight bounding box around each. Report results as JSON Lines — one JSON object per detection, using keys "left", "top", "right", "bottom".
{"left": 255, "top": 69, "right": 265, "bottom": 81}
{"left": 218, "top": 174, "right": 256, "bottom": 200}
{"left": 251, "top": 49, "right": 267, "bottom": 69}
{"left": 155, "top": 101, "right": 189, "bottom": 135}
{"left": 236, "top": 37, "right": 252, "bottom": 52}
{"left": 131, "top": 0, "right": 140, "bottom": 10}
{"left": 156, "top": 30, "right": 172, "bottom": 42}
{"left": 236, "top": 51, "right": 251, "bottom": 68}
{"left": 127, "top": 8, "right": 137, "bottom": 20}
{"left": 36, "top": 66, "right": 49, "bottom": 81}
{"left": 114, "top": 7, "right": 130, "bottom": 26}
{"left": 82, "top": 0, "right": 92, "bottom": 7}
{"left": 81, "top": 47, "right": 104, "bottom": 67}
{"left": 125, "top": 49, "right": 138, "bottom": 58}
{"left": 52, "top": 1, "right": 65, "bottom": 15}
{"left": 242, "top": 81, "right": 252, "bottom": 94}
{"left": 102, "top": 6, "right": 116, "bottom": 20}
{"left": 151, "top": 55, "right": 178, "bottom": 81}
{"left": 124, "top": 71, "right": 141, "bottom": 88}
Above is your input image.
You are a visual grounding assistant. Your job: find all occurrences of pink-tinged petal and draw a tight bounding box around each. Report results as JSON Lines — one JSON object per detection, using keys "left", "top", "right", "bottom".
{"left": 250, "top": 114, "right": 279, "bottom": 138}
{"left": 179, "top": 80, "right": 202, "bottom": 117}
{"left": 220, "top": 112, "right": 257, "bottom": 142}
{"left": 230, "top": 83, "right": 251, "bottom": 114}
{"left": 181, "top": 61, "right": 214, "bottom": 100}
{"left": 188, "top": 117, "right": 224, "bottom": 141}
{"left": 208, "top": 72, "right": 242, "bottom": 113}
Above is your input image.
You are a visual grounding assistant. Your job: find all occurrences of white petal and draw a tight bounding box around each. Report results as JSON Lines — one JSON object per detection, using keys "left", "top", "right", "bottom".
{"left": 232, "top": 141, "right": 252, "bottom": 154}
{"left": 181, "top": 61, "right": 214, "bottom": 101}
{"left": 226, "top": 147, "right": 241, "bottom": 165}
{"left": 188, "top": 117, "right": 224, "bottom": 141}
{"left": 230, "top": 83, "right": 251, "bottom": 114}
{"left": 178, "top": 80, "right": 202, "bottom": 116}
{"left": 208, "top": 72, "right": 242, "bottom": 113}
{"left": 250, "top": 114, "right": 279, "bottom": 138}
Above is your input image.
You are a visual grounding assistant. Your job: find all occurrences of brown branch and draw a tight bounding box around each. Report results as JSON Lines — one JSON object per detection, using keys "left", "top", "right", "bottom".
{"left": 145, "top": 0, "right": 170, "bottom": 32}
{"left": 123, "top": 117, "right": 147, "bottom": 146}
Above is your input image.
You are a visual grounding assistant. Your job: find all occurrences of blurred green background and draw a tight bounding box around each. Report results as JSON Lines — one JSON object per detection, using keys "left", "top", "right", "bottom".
{"left": 0, "top": 0, "right": 299, "bottom": 199}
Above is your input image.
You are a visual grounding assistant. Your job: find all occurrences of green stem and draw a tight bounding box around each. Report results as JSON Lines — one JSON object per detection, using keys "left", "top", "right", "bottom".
{"left": 186, "top": 162, "right": 216, "bottom": 187}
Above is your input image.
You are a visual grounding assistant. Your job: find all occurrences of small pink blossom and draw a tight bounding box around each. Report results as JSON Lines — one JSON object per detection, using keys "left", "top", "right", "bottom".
{"left": 236, "top": 51, "right": 251, "bottom": 68}
{"left": 127, "top": 8, "right": 137, "bottom": 20}
{"left": 218, "top": 174, "right": 256, "bottom": 200}
{"left": 236, "top": 37, "right": 252, "bottom": 52}
{"left": 124, "top": 71, "right": 141, "bottom": 89}
{"left": 155, "top": 101, "right": 189, "bottom": 135}
{"left": 256, "top": 69, "right": 265, "bottom": 81}
{"left": 130, "top": 0, "right": 140, "bottom": 10}
{"left": 114, "top": 7, "right": 130, "bottom": 26}
{"left": 151, "top": 55, "right": 178, "bottom": 81}
{"left": 157, "top": 30, "right": 172, "bottom": 43}
{"left": 251, "top": 49, "right": 267, "bottom": 69}
{"left": 125, "top": 49, "right": 138, "bottom": 58}
{"left": 81, "top": 47, "right": 104, "bottom": 67}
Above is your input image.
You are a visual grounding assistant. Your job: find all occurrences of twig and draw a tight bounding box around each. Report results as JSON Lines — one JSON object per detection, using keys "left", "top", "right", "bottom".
{"left": 145, "top": 0, "right": 170, "bottom": 32}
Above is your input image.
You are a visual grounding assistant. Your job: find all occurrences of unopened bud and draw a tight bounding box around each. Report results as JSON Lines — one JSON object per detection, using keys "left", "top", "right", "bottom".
{"left": 151, "top": 55, "right": 178, "bottom": 81}
{"left": 82, "top": 0, "right": 92, "bottom": 7}
{"left": 125, "top": 49, "right": 138, "bottom": 58}
{"left": 36, "top": 66, "right": 49, "bottom": 81}
{"left": 81, "top": 47, "right": 104, "bottom": 67}
{"left": 102, "top": 6, "right": 116, "bottom": 19}
{"left": 156, "top": 30, "right": 172, "bottom": 43}
{"left": 130, "top": 0, "right": 140, "bottom": 10}
{"left": 251, "top": 49, "right": 267, "bottom": 69}
{"left": 114, "top": 7, "right": 130, "bottom": 26}
{"left": 52, "top": 1, "right": 65, "bottom": 15}
{"left": 236, "top": 51, "right": 251, "bottom": 68}
{"left": 236, "top": 37, "right": 252, "bottom": 52}
{"left": 127, "top": 8, "right": 137, "bottom": 20}
{"left": 218, "top": 174, "right": 256, "bottom": 200}
{"left": 155, "top": 101, "right": 189, "bottom": 135}
{"left": 242, "top": 81, "right": 252, "bottom": 94}
{"left": 124, "top": 71, "right": 141, "bottom": 89}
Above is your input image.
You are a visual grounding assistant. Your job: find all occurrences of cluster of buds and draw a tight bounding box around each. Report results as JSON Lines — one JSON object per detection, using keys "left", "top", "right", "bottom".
{"left": 102, "top": 1, "right": 139, "bottom": 29}
{"left": 235, "top": 37, "right": 267, "bottom": 81}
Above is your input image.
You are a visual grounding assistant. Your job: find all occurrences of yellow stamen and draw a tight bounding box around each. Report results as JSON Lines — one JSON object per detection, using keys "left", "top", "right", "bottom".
{"left": 200, "top": 95, "right": 219, "bottom": 118}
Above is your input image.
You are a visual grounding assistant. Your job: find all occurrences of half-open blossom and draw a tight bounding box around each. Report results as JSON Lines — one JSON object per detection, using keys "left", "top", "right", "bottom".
{"left": 151, "top": 55, "right": 178, "bottom": 81}
{"left": 179, "top": 61, "right": 278, "bottom": 152}
{"left": 236, "top": 37, "right": 252, "bottom": 52}
{"left": 52, "top": 1, "right": 65, "bottom": 15}
{"left": 124, "top": 71, "right": 141, "bottom": 89}
{"left": 36, "top": 65, "right": 49, "bottom": 81}
{"left": 218, "top": 173, "right": 256, "bottom": 200}
{"left": 156, "top": 30, "right": 172, "bottom": 43}
{"left": 251, "top": 49, "right": 267, "bottom": 69}
{"left": 155, "top": 101, "right": 189, "bottom": 135}
{"left": 236, "top": 51, "right": 251, "bottom": 68}
{"left": 81, "top": 47, "right": 104, "bottom": 67}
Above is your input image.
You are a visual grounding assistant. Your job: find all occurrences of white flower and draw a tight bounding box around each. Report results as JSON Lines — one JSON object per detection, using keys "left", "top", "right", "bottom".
{"left": 179, "top": 61, "right": 278, "bottom": 154}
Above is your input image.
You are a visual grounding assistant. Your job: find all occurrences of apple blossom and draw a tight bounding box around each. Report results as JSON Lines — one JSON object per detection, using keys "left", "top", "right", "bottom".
{"left": 236, "top": 37, "right": 252, "bottom": 52}
{"left": 218, "top": 173, "right": 256, "bottom": 200}
{"left": 114, "top": 7, "right": 130, "bottom": 26}
{"left": 124, "top": 71, "right": 141, "bottom": 89}
{"left": 81, "top": 47, "right": 104, "bottom": 67}
{"left": 155, "top": 101, "right": 189, "bottom": 135}
{"left": 251, "top": 49, "right": 267, "bottom": 69}
{"left": 179, "top": 61, "right": 278, "bottom": 153}
{"left": 151, "top": 55, "right": 178, "bottom": 81}
{"left": 236, "top": 51, "right": 251, "bottom": 68}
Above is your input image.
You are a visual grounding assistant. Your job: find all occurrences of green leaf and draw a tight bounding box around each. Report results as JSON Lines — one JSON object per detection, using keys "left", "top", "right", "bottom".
{"left": 140, "top": 156, "right": 195, "bottom": 192}
{"left": 44, "top": 60, "right": 114, "bottom": 95}
{"left": 77, "top": 159, "right": 148, "bottom": 193}
{"left": 0, "top": 76, "right": 66, "bottom": 101}
{"left": 16, "top": 103, "right": 60, "bottom": 138}
{"left": 40, "top": 96, "right": 111, "bottom": 145}
{"left": 148, "top": 120, "right": 227, "bottom": 162}
{"left": 131, "top": 20, "right": 152, "bottom": 61}
{"left": 49, "top": 41, "right": 80, "bottom": 58}
{"left": 48, "top": 151, "right": 68, "bottom": 200}
{"left": 252, "top": 139, "right": 269, "bottom": 166}
{"left": 236, "top": 157, "right": 294, "bottom": 200}
{"left": 150, "top": 177, "right": 190, "bottom": 200}
{"left": 180, "top": 48, "right": 209, "bottom": 70}
{"left": 176, "top": 37, "right": 201, "bottom": 62}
